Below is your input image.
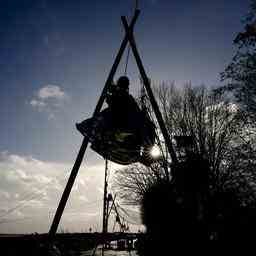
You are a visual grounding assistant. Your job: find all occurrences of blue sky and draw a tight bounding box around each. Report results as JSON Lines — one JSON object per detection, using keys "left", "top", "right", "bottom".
{"left": 0, "top": 0, "right": 250, "bottom": 233}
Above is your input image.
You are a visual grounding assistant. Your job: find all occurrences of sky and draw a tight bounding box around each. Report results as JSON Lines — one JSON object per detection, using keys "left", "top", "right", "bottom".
{"left": 0, "top": 0, "right": 250, "bottom": 233}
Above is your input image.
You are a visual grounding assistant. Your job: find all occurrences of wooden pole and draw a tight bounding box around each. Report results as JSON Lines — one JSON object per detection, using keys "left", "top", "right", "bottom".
{"left": 121, "top": 16, "right": 178, "bottom": 174}
{"left": 102, "top": 159, "right": 108, "bottom": 235}
{"left": 48, "top": 10, "right": 140, "bottom": 240}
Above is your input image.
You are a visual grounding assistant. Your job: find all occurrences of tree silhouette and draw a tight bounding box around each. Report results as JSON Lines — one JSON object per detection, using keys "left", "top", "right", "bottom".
{"left": 114, "top": 83, "right": 256, "bottom": 252}
{"left": 220, "top": 0, "right": 256, "bottom": 121}
{"left": 116, "top": 84, "right": 255, "bottom": 204}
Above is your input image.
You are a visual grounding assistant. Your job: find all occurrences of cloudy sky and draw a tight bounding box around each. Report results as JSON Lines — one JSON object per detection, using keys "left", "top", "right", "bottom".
{"left": 0, "top": 0, "right": 250, "bottom": 234}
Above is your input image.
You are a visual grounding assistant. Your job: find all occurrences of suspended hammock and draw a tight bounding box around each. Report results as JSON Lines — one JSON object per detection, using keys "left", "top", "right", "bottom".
{"left": 76, "top": 82, "right": 156, "bottom": 166}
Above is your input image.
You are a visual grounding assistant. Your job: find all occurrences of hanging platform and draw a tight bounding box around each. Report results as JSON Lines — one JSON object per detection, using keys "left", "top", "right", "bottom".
{"left": 76, "top": 104, "right": 156, "bottom": 166}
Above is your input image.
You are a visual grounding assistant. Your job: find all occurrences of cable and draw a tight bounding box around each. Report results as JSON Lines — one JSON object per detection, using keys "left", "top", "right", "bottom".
{"left": 115, "top": 204, "right": 142, "bottom": 225}
{"left": 140, "top": 84, "right": 170, "bottom": 167}
{"left": 117, "top": 211, "right": 141, "bottom": 226}
{"left": 117, "top": 204, "right": 140, "bottom": 217}
{"left": 124, "top": 47, "right": 131, "bottom": 76}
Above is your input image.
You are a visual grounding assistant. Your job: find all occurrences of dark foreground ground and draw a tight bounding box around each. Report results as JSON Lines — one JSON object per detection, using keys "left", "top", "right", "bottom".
{"left": 0, "top": 233, "right": 97, "bottom": 256}
{"left": 0, "top": 233, "right": 139, "bottom": 256}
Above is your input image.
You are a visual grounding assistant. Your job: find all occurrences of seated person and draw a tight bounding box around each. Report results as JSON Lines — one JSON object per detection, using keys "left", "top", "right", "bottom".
{"left": 106, "top": 76, "right": 142, "bottom": 132}
{"left": 76, "top": 76, "right": 156, "bottom": 165}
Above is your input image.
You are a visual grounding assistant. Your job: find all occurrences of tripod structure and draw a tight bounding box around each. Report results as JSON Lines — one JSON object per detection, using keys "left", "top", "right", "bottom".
{"left": 48, "top": 9, "right": 178, "bottom": 241}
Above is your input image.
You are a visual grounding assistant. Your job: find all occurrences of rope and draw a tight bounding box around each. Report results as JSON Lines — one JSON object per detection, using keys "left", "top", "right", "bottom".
{"left": 117, "top": 204, "right": 142, "bottom": 225}
{"left": 124, "top": 47, "right": 131, "bottom": 75}
{"left": 116, "top": 209, "right": 141, "bottom": 226}
{"left": 135, "top": 0, "right": 139, "bottom": 9}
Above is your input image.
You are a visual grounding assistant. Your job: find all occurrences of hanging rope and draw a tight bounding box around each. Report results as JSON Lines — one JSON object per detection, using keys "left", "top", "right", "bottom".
{"left": 124, "top": 46, "right": 131, "bottom": 75}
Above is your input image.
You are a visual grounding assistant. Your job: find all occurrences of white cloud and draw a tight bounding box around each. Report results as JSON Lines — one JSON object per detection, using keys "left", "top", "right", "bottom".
{"left": 38, "top": 85, "right": 66, "bottom": 100}
{"left": 48, "top": 113, "right": 55, "bottom": 120}
{"left": 0, "top": 152, "right": 130, "bottom": 233}
{"left": 0, "top": 190, "right": 10, "bottom": 199}
{"left": 79, "top": 195, "right": 89, "bottom": 202}
{"left": 30, "top": 99, "right": 46, "bottom": 108}
{"left": 97, "top": 187, "right": 104, "bottom": 195}
{"left": 16, "top": 169, "right": 29, "bottom": 180}
{"left": 30, "top": 85, "right": 69, "bottom": 119}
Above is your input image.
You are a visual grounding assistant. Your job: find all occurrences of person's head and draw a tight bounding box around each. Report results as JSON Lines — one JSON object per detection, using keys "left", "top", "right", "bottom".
{"left": 117, "top": 76, "right": 129, "bottom": 92}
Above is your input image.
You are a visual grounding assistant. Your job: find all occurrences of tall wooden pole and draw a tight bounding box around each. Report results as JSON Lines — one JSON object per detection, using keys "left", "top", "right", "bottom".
{"left": 48, "top": 11, "right": 140, "bottom": 240}
{"left": 102, "top": 159, "right": 108, "bottom": 235}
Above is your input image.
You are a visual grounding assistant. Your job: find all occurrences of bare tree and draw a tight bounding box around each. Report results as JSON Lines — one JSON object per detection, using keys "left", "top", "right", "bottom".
{"left": 157, "top": 84, "right": 241, "bottom": 186}
{"left": 113, "top": 162, "right": 167, "bottom": 205}
{"left": 114, "top": 83, "right": 256, "bottom": 207}
{"left": 219, "top": 0, "right": 256, "bottom": 121}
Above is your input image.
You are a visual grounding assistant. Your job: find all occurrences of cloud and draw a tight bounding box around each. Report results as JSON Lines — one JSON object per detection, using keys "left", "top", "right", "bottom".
{"left": 79, "top": 195, "right": 89, "bottom": 202}
{"left": 0, "top": 152, "right": 123, "bottom": 233}
{"left": 30, "top": 99, "right": 46, "bottom": 108}
{"left": 30, "top": 85, "right": 69, "bottom": 119}
{"left": 38, "top": 85, "right": 66, "bottom": 100}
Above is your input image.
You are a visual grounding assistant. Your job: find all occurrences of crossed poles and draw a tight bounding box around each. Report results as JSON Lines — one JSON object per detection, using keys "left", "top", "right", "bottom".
{"left": 48, "top": 9, "right": 178, "bottom": 240}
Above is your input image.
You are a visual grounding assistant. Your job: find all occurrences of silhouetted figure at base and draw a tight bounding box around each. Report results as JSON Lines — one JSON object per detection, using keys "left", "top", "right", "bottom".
{"left": 76, "top": 76, "right": 156, "bottom": 166}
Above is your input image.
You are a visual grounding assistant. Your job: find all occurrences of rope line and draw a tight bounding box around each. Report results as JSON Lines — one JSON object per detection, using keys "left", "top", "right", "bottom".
{"left": 135, "top": 0, "right": 139, "bottom": 9}
{"left": 124, "top": 46, "right": 131, "bottom": 75}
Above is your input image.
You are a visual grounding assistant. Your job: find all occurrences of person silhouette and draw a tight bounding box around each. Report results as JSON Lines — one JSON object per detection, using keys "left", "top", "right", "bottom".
{"left": 76, "top": 76, "right": 156, "bottom": 165}
{"left": 106, "top": 76, "right": 141, "bottom": 131}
